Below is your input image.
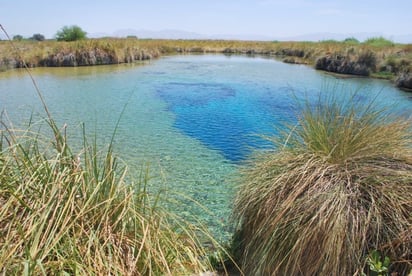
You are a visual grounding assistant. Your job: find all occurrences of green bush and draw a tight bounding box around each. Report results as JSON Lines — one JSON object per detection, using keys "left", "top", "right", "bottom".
{"left": 233, "top": 93, "right": 412, "bottom": 275}
{"left": 343, "top": 37, "right": 360, "bottom": 44}
{"left": 56, "top": 25, "right": 87, "bottom": 41}
{"left": 30, "top": 33, "right": 45, "bottom": 41}
{"left": 12, "top": 34, "right": 23, "bottom": 41}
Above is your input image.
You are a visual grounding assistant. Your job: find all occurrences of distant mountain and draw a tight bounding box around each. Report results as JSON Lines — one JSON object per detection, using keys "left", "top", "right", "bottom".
{"left": 111, "top": 29, "right": 204, "bottom": 40}
{"left": 393, "top": 34, "right": 412, "bottom": 44}
{"left": 277, "top": 32, "right": 412, "bottom": 43}
{"left": 88, "top": 29, "right": 412, "bottom": 44}
{"left": 276, "top": 32, "right": 379, "bottom": 42}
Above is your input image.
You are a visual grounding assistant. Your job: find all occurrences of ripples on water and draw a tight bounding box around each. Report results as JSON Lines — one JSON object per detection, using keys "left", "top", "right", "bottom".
{"left": 1, "top": 55, "right": 411, "bottom": 239}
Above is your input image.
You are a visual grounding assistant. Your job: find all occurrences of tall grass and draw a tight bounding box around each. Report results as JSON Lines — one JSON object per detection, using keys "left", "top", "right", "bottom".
{"left": 0, "top": 26, "right": 233, "bottom": 274}
{"left": 0, "top": 113, "right": 223, "bottom": 274}
{"left": 1, "top": 37, "right": 410, "bottom": 71}
{"left": 233, "top": 93, "right": 412, "bottom": 275}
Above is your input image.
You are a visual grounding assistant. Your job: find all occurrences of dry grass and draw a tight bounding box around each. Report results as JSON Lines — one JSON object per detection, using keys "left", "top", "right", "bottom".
{"left": 233, "top": 94, "right": 412, "bottom": 275}
{"left": 1, "top": 38, "right": 411, "bottom": 74}
{"left": 0, "top": 28, "right": 233, "bottom": 274}
{"left": 0, "top": 113, "right": 223, "bottom": 275}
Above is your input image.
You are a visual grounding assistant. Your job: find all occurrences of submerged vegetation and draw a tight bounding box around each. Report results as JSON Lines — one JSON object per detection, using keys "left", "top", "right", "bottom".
{"left": 0, "top": 113, "right": 226, "bottom": 274}
{"left": 0, "top": 44, "right": 226, "bottom": 272}
{"left": 1, "top": 25, "right": 411, "bottom": 274}
{"left": 232, "top": 94, "right": 412, "bottom": 275}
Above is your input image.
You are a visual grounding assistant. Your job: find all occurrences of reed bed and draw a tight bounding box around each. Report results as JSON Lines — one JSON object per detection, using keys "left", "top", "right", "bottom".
{"left": 233, "top": 94, "right": 412, "bottom": 275}
{"left": 1, "top": 38, "right": 411, "bottom": 77}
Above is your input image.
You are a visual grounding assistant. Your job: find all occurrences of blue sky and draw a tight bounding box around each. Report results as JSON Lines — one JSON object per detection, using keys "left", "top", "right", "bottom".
{"left": 1, "top": 0, "right": 411, "bottom": 41}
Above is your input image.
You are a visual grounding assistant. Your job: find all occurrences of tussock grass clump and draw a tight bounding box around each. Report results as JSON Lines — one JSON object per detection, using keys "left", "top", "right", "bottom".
{"left": 233, "top": 94, "right": 412, "bottom": 275}
{"left": 0, "top": 116, "right": 217, "bottom": 275}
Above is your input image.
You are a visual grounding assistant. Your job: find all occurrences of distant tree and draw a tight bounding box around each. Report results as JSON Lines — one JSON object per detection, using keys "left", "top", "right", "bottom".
{"left": 30, "top": 33, "right": 46, "bottom": 41}
{"left": 13, "top": 35, "right": 24, "bottom": 41}
{"left": 56, "top": 25, "right": 87, "bottom": 41}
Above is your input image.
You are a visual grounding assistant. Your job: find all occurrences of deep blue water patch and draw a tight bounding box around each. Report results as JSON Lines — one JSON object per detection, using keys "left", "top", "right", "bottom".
{"left": 157, "top": 81, "right": 298, "bottom": 162}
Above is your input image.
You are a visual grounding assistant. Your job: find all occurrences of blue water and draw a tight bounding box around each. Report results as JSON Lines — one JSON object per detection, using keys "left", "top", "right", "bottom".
{"left": 154, "top": 55, "right": 411, "bottom": 162}
{"left": 1, "top": 55, "right": 411, "bottom": 238}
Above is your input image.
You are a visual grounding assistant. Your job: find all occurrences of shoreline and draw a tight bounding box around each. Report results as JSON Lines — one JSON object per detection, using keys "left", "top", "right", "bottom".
{"left": 1, "top": 38, "right": 411, "bottom": 91}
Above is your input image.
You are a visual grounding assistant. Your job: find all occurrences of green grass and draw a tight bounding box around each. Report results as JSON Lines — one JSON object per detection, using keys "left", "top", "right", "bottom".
{"left": 232, "top": 93, "right": 412, "bottom": 275}
{"left": 364, "top": 36, "right": 395, "bottom": 47}
{"left": 371, "top": 71, "right": 395, "bottom": 79}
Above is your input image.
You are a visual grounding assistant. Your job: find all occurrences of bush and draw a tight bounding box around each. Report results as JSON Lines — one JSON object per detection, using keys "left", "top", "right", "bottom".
{"left": 343, "top": 37, "right": 360, "bottom": 44}
{"left": 233, "top": 94, "right": 412, "bottom": 275}
{"left": 12, "top": 34, "right": 23, "bottom": 41}
{"left": 30, "top": 33, "right": 45, "bottom": 41}
{"left": 56, "top": 25, "right": 87, "bottom": 41}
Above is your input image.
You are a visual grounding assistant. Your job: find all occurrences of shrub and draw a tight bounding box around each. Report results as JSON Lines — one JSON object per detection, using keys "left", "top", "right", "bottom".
{"left": 12, "top": 34, "right": 23, "bottom": 41}
{"left": 56, "top": 25, "right": 87, "bottom": 41}
{"left": 343, "top": 37, "right": 360, "bottom": 44}
{"left": 30, "top": 33, "right": 45, "bottom": 41}
{"left": 233, "top": 93, "right": 412, "bottom": 275}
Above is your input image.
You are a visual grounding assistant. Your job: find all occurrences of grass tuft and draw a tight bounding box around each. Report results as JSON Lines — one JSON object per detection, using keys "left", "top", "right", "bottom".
{"left": 0, "top": 25, "right": 232, "bottom": 274}
{"left": 233, "top": 93, "right": 412, "bottom": 275}
{"left": 0, "top": 115, "right": 219, "bottom": 275}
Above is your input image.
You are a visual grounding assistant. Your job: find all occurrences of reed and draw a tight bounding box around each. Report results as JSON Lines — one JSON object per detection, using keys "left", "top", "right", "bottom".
{"left": 1, "top": 38, "right": 411, "bottom": 73}
{"left": 0, "top": 26, "right": 233, "bottom": 274}
{"left": 233, "top": 93, "right": 412, "bottom": 275}
{"left": 0, "top": 112, "right": 222, "bottom": 274}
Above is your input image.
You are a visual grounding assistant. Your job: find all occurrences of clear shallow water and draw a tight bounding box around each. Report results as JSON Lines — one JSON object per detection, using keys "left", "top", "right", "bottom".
{"left": 1, "top": 55, "right": 411, "bottom": 238}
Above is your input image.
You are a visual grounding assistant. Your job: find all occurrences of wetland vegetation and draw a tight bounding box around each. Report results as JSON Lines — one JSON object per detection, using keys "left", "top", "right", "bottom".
{"left": 1, "top": 37, "right": 412, "bottom": 90}
{"left": 1, "top": 33, "right": 411, "bottom": 275}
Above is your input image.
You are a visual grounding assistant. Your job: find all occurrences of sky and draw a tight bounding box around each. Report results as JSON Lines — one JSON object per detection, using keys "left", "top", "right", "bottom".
{"left": 1, "top": 0, "right": 411, "bottom": 42}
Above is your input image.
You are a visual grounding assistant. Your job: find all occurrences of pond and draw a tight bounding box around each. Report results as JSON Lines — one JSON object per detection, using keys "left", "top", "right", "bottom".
{"left": 1, "top": 54, "right": 411, "bottom": 238}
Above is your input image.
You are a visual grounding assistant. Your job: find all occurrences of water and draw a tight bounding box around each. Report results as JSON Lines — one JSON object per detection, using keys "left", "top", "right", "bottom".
{"left": 1, "top": 55, "right": 411, "bottom": 238}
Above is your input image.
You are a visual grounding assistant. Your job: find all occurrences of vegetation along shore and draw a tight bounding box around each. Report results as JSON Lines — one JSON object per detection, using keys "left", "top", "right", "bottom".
{"left": 1, "top": 37, "right": 412, "bottom": 91}
{"left": 1, "top": 27, "right": 411, "bottom": 274}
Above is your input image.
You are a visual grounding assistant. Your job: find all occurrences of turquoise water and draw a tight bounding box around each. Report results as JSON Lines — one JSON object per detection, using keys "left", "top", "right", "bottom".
{"left": 1, "top": 55, "right": 411, "bottom": 238}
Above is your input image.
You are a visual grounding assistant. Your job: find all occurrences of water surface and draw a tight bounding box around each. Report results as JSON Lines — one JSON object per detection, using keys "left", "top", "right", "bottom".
{"left": 1, "top": 55, "right": 411, "bottom": 238}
